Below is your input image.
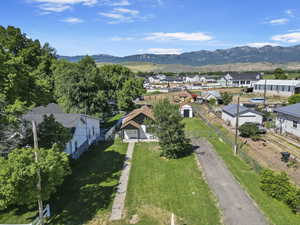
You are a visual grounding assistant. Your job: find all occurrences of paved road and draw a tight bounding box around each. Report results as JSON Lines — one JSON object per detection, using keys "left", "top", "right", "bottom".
{"left": 192, "top": 138, "right": 268, "bottom": 225}
{"left": 110, "top": 142, "right": 135, "bottom": 221}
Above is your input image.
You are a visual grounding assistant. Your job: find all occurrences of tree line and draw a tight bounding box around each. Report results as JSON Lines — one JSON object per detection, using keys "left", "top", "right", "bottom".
{"left": 0, "top": 25, "right": 145, "bottom": 211}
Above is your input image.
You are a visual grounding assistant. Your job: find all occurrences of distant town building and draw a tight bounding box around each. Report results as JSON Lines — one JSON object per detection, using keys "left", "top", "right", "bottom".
{"left": 254, "top": 80, "right": 300, "bottom": 96}
{"left": 219, "top": 73, "right": 261, "bottom": 87}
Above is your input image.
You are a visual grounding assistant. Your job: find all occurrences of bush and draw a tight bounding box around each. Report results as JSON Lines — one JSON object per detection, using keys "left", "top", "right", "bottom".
{"left": 239, "top": 122, "right": 259, "bottom": 138}
{"left": 208, "top": 98, "right": 216, "bottom": 105}
{"left": 260, "top": 169, "right": 300, "bottom": 213}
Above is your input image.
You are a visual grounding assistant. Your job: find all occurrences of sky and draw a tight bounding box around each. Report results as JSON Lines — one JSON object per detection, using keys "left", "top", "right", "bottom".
{"left": 1, "top": 0, "right": 300, "bottom": 56}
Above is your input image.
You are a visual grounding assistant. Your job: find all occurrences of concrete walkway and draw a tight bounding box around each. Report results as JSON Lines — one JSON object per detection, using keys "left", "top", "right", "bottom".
{"left": 192, "top": 138, "right": 268, "bottom": 225}
{"left": 110, "top": 142, "right": 135, "bottom": 221}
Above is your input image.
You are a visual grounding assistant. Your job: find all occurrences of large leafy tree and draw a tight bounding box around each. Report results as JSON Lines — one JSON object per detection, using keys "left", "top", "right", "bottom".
{"left": 54, "top": 56, "right": 109, "bottom": 117}
{"left": 150, "top": 99, "right": 192, "bottom": 159}
{"left": 23, "top": 115, "right": 72, "bottom": 151}
{"left": 274, "top": 68, "right": 287, "bottom": 80}
{"left": 0, "top": 26, "right": 57, "bottom": 154}
{"left": 0, "top": 146, "right": 71, "bottom": 210}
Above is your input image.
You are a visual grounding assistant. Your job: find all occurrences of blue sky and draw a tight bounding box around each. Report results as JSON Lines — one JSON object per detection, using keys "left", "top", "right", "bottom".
{"left": 1, "top": 0, "right": 300, "bottom": 56}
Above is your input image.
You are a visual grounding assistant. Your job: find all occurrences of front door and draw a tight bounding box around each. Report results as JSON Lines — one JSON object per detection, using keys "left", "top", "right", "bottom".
{"left": 184, "top": 109, "right": 190, "bottom": 118}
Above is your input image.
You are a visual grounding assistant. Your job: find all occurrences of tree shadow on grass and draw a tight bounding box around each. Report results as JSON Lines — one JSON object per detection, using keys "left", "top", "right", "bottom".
{"left": 49, "top": 141, "right": 126, "bottom": 225}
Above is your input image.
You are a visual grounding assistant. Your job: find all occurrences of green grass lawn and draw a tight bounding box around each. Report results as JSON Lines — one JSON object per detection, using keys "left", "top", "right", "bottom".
{"left": 184, "top": 118, "right": 300, "bottom": 225}
{"left": 0, "top": 139, "right": 128, "bottom": 225}
{"left": 120, "top": 142, "right": 221, "bottom": 225}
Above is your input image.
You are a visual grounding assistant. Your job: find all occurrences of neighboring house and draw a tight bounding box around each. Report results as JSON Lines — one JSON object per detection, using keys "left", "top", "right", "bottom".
{"left": 148, "top": 76, "right": 161, "bottom": 83}
{"left": 23, "top": 103, "right": 102, "bottom": 159}
{"left": 180, "top": 102, "right": 193, "bottom": 118}
{"left": 274, "top": 103, "right": 300, "bottom": 138}
{"left": 219, "top": 73, "right": 261, "bottom": 87}
{"left": 185, "top": 75, "right": 201, "bottom": 83}
{"left": 254, "top": 80, "right": 300, "bottom": 97}
{"left": 222, "top": 104, "right": 263, "bottom": 127}
{"left": 120, "top": 106, "right": 156, "bottom": 140}
{"left": 201, "top": 90, "right": 222, "bottom": 103}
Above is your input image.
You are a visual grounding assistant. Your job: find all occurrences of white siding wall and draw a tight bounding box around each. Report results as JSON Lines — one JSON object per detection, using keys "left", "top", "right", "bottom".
{"left": 254, "top": 89, "right": 294, "bottom": 97}
{"left": 276, "top": 116, "right": 300, "bottom": 137}
{"left": 222, "top": 111, "right": 263, "bottom": 127}
{"left": 65, "top": 116, "right": 101, "bottom": 155}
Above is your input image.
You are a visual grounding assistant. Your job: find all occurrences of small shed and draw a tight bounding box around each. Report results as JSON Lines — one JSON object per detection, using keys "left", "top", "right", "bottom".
{"left": 180, "top": 103, "right": 193, "bottom": 118}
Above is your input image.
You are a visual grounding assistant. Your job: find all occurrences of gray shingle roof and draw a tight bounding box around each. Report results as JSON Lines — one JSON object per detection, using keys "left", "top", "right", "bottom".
{"left": 227, "top": 73, "right": 261, "bottom": 81}
{"left": 222, "top": 104, "right": 263, "bottom": 117}
{"left": 274, "top": 103, "right": 300, "bottom": 118}
{"left": 23, "top": 104, "right": 89, "bottom": 128}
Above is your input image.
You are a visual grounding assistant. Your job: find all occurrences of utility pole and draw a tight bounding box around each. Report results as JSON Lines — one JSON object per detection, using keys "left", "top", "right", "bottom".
{"left": 32, "top": 121, "right": 44, "bottom": 225}
{"left": 263, "top": 79, "right": 267, "bottom": 108}
{"left": 234, "top": 96, "right": 240, "bottom": 156}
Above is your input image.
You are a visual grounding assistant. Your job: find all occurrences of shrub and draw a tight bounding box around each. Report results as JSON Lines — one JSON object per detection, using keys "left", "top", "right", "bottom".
{"left": 260, "top": 169, "right": 300, "bottom": 213}
{"left": 239, "top": 122, "right": 259, "bottom": 138}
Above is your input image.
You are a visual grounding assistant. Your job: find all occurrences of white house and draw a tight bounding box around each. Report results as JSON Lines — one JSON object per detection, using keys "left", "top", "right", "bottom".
{"left": 23, "top": 103, "right": 102, "bottom": 159}
{"left": 120, "top": 106, "right": 156, "bottom": 141}
{"left": 222, "top": 104, "right": 263, "bottom": 127}
{"left": 180, "top": 103, "right": 193, "bottom": 118}
{"left": 254, "top": 80, "right": 300, "bottom": 97}
{"left": 274, "top": 103, "right": 300, "bottom": 138}
{"left": 185, "top": 75, "right": 201, "bottom": 83}
{"left": 201, "top": 90, "right": 221, "bottom": 104}
{"left": 219, "top": 73, "right": 261, "bottom": 87}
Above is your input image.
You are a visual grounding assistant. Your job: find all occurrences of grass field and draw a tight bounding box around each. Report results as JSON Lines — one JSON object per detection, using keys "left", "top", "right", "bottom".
{"left": 184, "top": 118, "right": 300, "bottom": 225}
{"left": 263, "top": 73, "right": 300, "bottom": 79}
{"left": 121, "top": 142, "right": 221, "bottom": 225}
{"left": 0, "top": 139, "right": 128, "bottom": 225}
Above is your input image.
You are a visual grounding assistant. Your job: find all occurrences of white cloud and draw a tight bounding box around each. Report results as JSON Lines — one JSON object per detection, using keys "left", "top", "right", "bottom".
{"left": 139, "top": 48, "right": 183, "bottom": 54}
{"left": 111, "top": 36, "right": 134, "bottom": 41}
{"left": 110, "top": 0, "right": 130, "bottom": 6}
{"left": 30, "top": 0, "right": 97, "bottom": 13}
{"left": 144, "top": 32, "right": 213, "bottom": 41}
{"left": 246, "top": 42, "right": 279, "bottom": 48}
{"left": 63, "top": 17, "right": 84, "bottom": 23}
{"left": 285, "top": 9, "right": 295, "bottom": 17}
{"left": 272, "top": 32, "right": 300, "bottom": 43}
{"left": 99, "top": 7, "right": 146, "bottom": 23}
{"left": 114, "top": 7, "right": 139, "bottom": 15}
{"left": 268, "top": 18, "right": 289, "bottom": 25}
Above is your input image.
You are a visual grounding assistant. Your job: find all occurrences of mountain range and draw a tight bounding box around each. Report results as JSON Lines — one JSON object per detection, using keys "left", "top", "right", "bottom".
{"left": 59, "top": 45, "right": 300, "bottom": 67}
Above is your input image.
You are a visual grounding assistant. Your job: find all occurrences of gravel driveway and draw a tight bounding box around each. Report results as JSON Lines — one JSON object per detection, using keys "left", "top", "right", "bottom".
{"left": 192, "top": 138, "right": 268, "bottom": 225}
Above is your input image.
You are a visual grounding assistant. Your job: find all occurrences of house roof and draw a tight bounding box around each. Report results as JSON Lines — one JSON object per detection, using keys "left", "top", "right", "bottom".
{"left": 226, "top": 73, "right": 261, "bottom": 81}
{"left": 23, "top": 103, "right": 99, "bottom": 128}
{"left": 202, "top": 91, "right": 221, "bottom": 98}
{"left": 222, "top": 104, "right": 263, "bottom": 117}
{"left": 255, "top": 79, "right": 300, "bottom": 86}
{"left": 121, "top": 106, "right": 154, "bottom": 129}
{"left": 274, "top": 103, "right": 300, "bottom": 118}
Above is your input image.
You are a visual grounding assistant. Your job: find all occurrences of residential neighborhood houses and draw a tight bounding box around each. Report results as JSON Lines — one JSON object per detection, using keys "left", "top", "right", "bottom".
{"left": 254, "top": 79, "right": 300, "bottom": 96}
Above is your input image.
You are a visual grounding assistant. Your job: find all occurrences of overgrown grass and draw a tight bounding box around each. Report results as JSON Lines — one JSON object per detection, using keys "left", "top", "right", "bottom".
{"left": 0, "top": 140, "right": 128, "bottom": 225}
{"left": 122, "top": 142, "right": 221, "bottom": 225}
{"left": 184, "top": 118, "right": 300, "bottom": 225}
{"left": 49, "top": 139, "right": 127, "bottom": 225}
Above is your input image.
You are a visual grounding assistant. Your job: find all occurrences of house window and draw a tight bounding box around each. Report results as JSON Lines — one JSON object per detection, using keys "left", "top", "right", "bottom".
{"left": 75, "top": 141, "right": 78, "bottom": 151}
{"left": 92, "top": 126, "right": 95, "bottom": 136}
{"left": 288, "top": 86, "right": 291, "bottom": 92}
{"left": 293, "top": 121, "right": 298, "bottom": 128}
{"left": 246, "top": 81, "right": 250, "bottom": 84}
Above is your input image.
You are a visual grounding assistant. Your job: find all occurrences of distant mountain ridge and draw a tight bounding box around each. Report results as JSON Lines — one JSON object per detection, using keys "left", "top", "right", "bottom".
{"left": 59, "top": 45, "right": 300, "bottom": 66}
